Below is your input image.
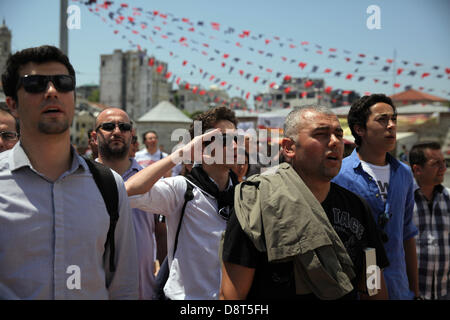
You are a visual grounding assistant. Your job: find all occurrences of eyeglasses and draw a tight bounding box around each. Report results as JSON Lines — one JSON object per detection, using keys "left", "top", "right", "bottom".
{"left": 96, "top": 122, "right": 133, "bottom": 132}
{"left": 0, "top": 131, "right": 19, "bottom": 141}
{"left": 17, "top": 74, "right": 75, "bottom": 93}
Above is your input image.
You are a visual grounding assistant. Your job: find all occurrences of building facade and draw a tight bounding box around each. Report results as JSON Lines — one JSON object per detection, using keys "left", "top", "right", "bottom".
{"left": 100, "top": 49, "right": 171, "bottom": 121}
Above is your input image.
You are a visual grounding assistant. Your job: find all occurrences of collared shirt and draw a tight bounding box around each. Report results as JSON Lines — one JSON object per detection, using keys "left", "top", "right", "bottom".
{"left": 129, "top": 175, "right": 233, "bottom": 300}
{"left": 333, "top": 148, "right": 418, "bottom": 300}
{"left": 122, "top": 158, "right": 157, "bottom": 300}
{"left": 0, "top": 143, "right": 139, "bottom": 299}
{"left": 413, "top": 183, "right": 450, "bottom": 299}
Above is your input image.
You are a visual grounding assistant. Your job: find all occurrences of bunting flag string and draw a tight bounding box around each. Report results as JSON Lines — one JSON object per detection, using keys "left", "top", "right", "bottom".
{"left": 82, "top": 2, "right": 256, "bottom": 106}
{"left": 106, "top": 2, "right": 450, "bottom": 79}
{"left": 78, "top": 0, "right": 450, "bottom": 98}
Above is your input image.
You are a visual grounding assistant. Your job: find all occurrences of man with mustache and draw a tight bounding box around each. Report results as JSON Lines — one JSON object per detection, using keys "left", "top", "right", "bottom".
{"left": 0, "top": 45, "right": 138, "bottom": 299}
{"left": 333, "top": 94, "right": 420, "bottom": 300}
{"left": 93, "top": 107, "right": 164, "bottom": 300}
{"left": 0, "top": 104, "right": 19, "bottom": 153}
{"left": 409, "top": 141, "right": 449, "bottom": 300}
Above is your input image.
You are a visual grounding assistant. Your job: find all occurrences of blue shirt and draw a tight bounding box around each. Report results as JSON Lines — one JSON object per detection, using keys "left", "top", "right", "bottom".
{"left": 333, "top": 149, "right": 418, "bottom": 300}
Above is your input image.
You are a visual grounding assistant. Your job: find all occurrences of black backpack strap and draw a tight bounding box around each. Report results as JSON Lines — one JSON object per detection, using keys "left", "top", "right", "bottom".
{"left": 173, "top": 179, "right": 195, "bottom": 255}
{"left": 83, "top": 157, "right": 119, "bottom": 272}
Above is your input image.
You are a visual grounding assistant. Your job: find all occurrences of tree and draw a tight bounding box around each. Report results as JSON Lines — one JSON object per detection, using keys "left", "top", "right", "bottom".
{"left": 88, "top": 89, "right": 100, "bottom": 103}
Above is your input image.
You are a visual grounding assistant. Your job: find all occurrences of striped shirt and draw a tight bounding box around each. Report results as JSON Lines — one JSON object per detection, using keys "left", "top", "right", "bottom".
{"left": 413, "top": 184, "right": 450, "bottom": 300}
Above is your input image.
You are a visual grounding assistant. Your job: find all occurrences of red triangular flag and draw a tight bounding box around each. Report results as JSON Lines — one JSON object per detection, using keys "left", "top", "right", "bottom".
{"left": 298, "top": 62, "right": 307, "bottom": 69}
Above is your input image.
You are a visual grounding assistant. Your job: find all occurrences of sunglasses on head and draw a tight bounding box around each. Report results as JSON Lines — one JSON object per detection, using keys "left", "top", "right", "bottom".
{"left": 96, "top": 122, "right": 133, "bottom": 132}
{"left": 17, "top": 74, "right": 75, "bottom": 93}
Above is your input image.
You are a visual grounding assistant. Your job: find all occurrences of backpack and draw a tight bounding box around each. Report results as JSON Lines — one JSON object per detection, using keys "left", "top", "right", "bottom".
{"left": 153, "top": 179, "right": 194, "bottom": 300}
{"left": 83, "top": 157, "right": 119, "bottom": 272}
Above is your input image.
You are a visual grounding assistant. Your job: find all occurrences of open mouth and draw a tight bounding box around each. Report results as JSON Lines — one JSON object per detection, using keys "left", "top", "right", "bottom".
{"left": 42, "top": 107, "right": 63, "bottom": 114}
{"left": 326, "top": 152, "right": 339, "bottom": 161}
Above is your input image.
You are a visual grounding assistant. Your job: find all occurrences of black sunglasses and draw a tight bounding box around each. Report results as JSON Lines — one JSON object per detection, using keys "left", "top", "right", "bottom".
{"left": 204, "top": 133, "right": 239, "bottom": 147}
{"left": 17, "top": 74, "right": 75, "bottom": 94}
{"left": 96, "top": 122, "right": 133, "bottom": 132}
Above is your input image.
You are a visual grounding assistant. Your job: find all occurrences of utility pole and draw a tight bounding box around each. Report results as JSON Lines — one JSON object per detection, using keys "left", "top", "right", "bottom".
{"left": 60, "top": 0, "right": 68, "bottom": 56}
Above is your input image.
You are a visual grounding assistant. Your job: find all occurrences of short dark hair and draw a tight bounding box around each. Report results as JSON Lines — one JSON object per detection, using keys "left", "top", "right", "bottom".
{"left": 142, "top": 130, "right": 158, "bottom": 142}
{"left": 409, "top": 141, "right": 441, "bottom": 167}
{"left": 348, "top": 94, "right": 396, "bottom": 146}
{"left": 1, "top": 45, "right": 76, "bottom": 101}
{"left": 189, "top": 106, "right": 237, "bottom": 138}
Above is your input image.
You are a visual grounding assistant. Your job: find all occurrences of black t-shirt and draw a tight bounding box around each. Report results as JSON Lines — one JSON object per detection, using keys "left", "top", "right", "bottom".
{"left": 222, "top": 182, "right": 389, "bottom": 300}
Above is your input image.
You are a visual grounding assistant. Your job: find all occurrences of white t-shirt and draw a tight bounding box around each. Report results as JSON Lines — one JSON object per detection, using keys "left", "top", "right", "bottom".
{"left": 129, "top": 176, "right": 227, "bottom": 300}
{"left": 360, "top": 160, "right": 390, "bottom": 202}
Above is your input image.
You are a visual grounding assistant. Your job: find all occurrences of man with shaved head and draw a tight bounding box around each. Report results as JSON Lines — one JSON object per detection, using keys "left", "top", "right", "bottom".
{"left": 93, "top": 107, "right": 163, "bottom": 300}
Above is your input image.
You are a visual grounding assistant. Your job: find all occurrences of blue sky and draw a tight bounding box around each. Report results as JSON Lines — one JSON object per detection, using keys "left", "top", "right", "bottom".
{"left": 1, "top": 0, "right": 449, "bottom": 102}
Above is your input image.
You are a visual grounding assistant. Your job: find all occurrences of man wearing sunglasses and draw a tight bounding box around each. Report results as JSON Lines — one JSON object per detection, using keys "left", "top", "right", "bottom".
{"left": 333, "top": 94, "right": 420, "bottom": 300}
{"left": 93, "top": 107, "right": 166, "bottom": 300}
{"left": 0, "top": 45, "right": 138, "bottom": 299}
{"left": 410, "top": 142, "right": 450, "bottom": 300}
{"left": 125, "top": 106, "right": 240, "bottom": 300}
{"left": 0, "top": 104, "right": 19, "bottom": 153}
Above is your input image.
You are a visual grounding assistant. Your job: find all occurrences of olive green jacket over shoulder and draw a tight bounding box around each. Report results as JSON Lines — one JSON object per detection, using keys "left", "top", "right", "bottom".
{"left": 234, "top": 162, "right": 355, "bottom": 299}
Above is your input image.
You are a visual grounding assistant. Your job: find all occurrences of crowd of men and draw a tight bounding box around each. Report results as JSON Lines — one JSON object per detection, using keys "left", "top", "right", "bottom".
{"left": 0, "top": 45, "right": 448, "bottom": 300}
